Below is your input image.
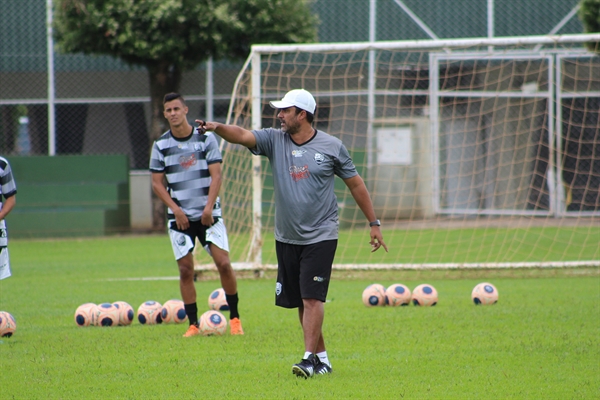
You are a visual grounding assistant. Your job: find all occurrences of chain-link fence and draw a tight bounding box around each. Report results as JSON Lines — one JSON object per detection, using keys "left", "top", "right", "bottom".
{"left": 0, "top": 0, "right": 585, "bottom": 168}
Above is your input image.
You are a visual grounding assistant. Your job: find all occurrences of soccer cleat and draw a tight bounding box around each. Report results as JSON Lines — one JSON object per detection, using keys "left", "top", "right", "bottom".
{"left": 229, "top": 318, "right": 244, "bottom": 335}
{"left": 182, "top": 324, "right": 200, "bottom": 337}
{"left": 314, "top": 360, "right": 333, "bottom": 375}
{"left": 292, "top": 354, "right": 317, "bottom": 379}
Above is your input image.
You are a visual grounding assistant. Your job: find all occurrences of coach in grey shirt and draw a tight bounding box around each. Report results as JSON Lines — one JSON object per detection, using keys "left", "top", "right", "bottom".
{"left": 197, "top": 89, "right": 387, "bottom": 378}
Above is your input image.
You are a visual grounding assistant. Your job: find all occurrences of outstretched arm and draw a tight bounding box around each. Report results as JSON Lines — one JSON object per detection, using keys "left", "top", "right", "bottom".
{"left": 343, "top": 175, "right": 388, "bottom": 253}
{"left": 196, "top": 120, "right": 257, "bottom": 149}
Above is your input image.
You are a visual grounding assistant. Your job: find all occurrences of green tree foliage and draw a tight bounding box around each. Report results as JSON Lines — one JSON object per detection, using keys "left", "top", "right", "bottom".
{"left": 579, "top": 0, "right": 600, "bottom": 53}
{"left": 54, "top": 0, "right": 318, "bottom": 141}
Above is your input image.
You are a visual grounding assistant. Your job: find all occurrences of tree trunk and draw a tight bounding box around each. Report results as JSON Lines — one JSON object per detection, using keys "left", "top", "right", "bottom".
{"left": 147, "top": 61, "right": 183, "bottom": 230}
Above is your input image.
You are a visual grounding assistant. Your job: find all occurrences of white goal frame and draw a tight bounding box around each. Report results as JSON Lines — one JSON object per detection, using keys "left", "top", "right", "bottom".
{"left": 197, "top": 34, "right": 600, "bottom": 272}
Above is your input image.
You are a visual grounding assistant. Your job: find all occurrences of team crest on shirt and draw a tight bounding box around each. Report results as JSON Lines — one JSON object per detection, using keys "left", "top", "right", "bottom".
{"left": 194, "top": 143, "right": 202, "bottom": 151}
{"left": 179, "top": 154, "right": 197, "bottom": 169}
{"left": 314, "top": 153, "right": 324, "bottom": 164}
{"left": 292, "top": 149, "right": 306, "bottom": 158}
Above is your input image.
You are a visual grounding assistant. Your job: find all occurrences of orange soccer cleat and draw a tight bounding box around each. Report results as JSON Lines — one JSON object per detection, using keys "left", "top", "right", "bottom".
{"left": 229, "top": 318, "right": 244, "bottom": 335}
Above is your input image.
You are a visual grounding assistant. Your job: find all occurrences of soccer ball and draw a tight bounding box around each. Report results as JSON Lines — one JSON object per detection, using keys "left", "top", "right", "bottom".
{"left": 74, "top": 303, "right": 97, "bottom": 327}
{"left": 161, "top": 299, "right": 188, "bottom": 324}
{"left": 412, "top": 284, "right": 438, "bottom": 306}
{"left": 472, "top": 282, "right": 499, "bottom": 305}
{"left": 112, "top": 301, "right": 134, "bottom": 326}
{"left": 95, "top": 302, "right": 120, "bottom": 327}
{"left": 0, "top": 311, "right": 16, "bottom": 337}
{"left": 385, "top": 284, "right": 412, "bottom": 306}
{"left": 208, "top": 288, "right": 229, "bottom": 311}
{"left": 362, "top": 283, "right": 386, "bottom": 307}
{"left": 198, "top": 310, "right": 227, "bottom": 336}
{"left": 137, "top": 301, "right": 163, "bottom": 325}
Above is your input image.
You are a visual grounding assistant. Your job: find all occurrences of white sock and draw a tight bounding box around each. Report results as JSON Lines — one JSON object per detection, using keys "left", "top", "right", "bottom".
{"left": 317, "top": 351, "right": 331, "bottom": 367}
{"left": 303, "top": 351, "right": 313, "bottom": 360}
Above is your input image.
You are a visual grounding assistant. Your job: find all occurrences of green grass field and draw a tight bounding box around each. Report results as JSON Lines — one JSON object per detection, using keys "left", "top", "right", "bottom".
{"left": 0, "top": 235, "right": 598, "bottom": 399}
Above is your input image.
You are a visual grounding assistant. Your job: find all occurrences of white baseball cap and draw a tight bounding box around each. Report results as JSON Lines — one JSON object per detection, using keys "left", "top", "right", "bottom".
{"left": 269, "top": 89, "right": 316, "bottom": 113}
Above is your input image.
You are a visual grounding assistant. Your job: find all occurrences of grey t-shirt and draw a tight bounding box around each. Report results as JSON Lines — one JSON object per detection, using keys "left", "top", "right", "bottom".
{"left": 250, "top": 128, "right": 358, "bottom": 245}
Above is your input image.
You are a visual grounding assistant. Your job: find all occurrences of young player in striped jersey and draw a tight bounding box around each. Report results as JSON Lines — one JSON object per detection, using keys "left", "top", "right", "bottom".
{"left": 149, "top": 93, "right": 243, "bottom": 336}
{"left": 0, "top": 156, "right": 17, "bottom": 280}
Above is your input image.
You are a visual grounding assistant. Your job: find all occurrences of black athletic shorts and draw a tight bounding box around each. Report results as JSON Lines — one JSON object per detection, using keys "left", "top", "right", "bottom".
{"left": 275, "top": 239, "right": 337, "bottom": 308}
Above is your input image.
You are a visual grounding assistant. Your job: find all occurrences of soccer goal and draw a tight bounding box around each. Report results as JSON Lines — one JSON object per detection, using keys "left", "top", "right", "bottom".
{"left": 195, "top": 34, "right": 600, "bottom": 272}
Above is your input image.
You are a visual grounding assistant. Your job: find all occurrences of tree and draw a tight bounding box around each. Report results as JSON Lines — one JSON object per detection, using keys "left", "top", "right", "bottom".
{"left": 579, "top": 0, "right": 600, "bottom": 53}
{"left": 54, "top": 0, "right": 318, "bottom": 141}
{"left": 54, "top": 0, "right": 318, "bottom": 228}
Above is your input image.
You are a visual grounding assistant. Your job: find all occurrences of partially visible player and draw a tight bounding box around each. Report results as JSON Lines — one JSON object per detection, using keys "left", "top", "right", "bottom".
{"left": 0, "top": 156, "right": 17, "bottom": 280}
{"left": 150, "top": 93, "right": 243, "bottom": 337}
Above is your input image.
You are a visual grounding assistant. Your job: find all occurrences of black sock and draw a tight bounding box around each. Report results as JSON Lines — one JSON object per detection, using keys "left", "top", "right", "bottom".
{"left": 184, "top": 302, "right": 198, "bottom": 326}
{"left": 225, "top": 293, "right": 240, "bottom": 320}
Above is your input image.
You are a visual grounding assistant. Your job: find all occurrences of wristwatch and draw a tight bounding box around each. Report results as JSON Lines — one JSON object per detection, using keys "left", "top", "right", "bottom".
{"left": 369, "top": 220, "right": 381, "bottom": 227}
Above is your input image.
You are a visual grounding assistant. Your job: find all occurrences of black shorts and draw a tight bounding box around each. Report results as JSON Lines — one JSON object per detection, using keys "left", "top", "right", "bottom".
{"left": 275, "top": 239, "right": 337, "bottom": 308}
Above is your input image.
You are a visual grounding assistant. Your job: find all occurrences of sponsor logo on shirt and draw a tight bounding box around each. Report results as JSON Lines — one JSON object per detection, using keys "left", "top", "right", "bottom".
{"left": 289, "top": 165, "right": 310, "bottom": 182}
{"left": 179, "top": 154, "right": 197, "bottom": 169}
{"left": 292, "top": 149, "right": 306, "bottom": 158}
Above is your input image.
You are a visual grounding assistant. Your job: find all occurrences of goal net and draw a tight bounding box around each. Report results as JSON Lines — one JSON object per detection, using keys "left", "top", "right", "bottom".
{"left": 195, "top": 34, "right": 600, "bottom": 271}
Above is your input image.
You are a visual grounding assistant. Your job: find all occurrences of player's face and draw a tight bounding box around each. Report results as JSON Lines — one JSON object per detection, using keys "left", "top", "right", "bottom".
{"left": 163, "top": 99, "right": 188, "bottom": 127}
{"left": 277, "top": 107, "right": 302, "bottom": 135}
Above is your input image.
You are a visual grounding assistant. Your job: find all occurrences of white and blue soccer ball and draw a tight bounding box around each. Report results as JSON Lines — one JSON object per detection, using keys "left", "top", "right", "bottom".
{"left": 161, "top": 299, "right": 188, "bottom": 324}
{"left": 137, "top": 301, "right": 163, "bottom": 325}
{"left": 0, "top": 311, "right": 16, "bottom": 337}
{"left": 95, "top": 302, "right": 120, "bottom": 327}
{"left": 208, "top": 288, "right": 229, "bottom": 311}
{"left": 74, "top": 303, "right": 97, "bottom": 327}
{"left": 411, "top": 284, "right": 438, "bottom": 306}
{"left": 385, "top": 283, "right": 412, "bottom": 306}
{"left": 472, "top": 282, "right": 499, "bottom": 305}
{"left": 199, "top": 310, "right": 227, "bottom": 336}
{"left": 362, "top": 283, "right": 387, "bottom": 307}
{"left": 112, "top": 301, "right": 134, "bottom": 326}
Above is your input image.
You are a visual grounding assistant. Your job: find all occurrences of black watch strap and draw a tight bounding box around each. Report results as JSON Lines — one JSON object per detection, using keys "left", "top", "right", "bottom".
{"left": 369, "top": 219, "right": 381, "bottom": 227}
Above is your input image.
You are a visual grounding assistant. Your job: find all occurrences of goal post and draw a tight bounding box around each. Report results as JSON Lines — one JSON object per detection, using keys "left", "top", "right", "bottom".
{"left": 195, "top": 34, "right": 600, "bottom": 271}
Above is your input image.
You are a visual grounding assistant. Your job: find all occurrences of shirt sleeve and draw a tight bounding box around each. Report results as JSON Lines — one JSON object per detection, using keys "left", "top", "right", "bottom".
{"left": 333, "top": 141, "right": 358, "bottom": 179}
{"left": 149, "top": 141, "right": 165, "bottom": 172}
{"left": 204, "top": 132, "right": 223, "bottom": 164}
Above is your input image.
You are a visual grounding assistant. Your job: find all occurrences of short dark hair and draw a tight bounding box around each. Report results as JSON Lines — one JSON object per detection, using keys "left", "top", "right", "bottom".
{"left": 163, "top": 92, "right": 185, "bottom": 105}
{"left": 294, "top": 106, "right": 315, "bottom": 124}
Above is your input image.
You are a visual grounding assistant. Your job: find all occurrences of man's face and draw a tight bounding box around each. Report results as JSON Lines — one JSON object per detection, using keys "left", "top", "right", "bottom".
{"left": 163, "top": 99, "right": 188, "bottom": 127}
{"left": 277, "top": 107, "right": 303, "bottom": 134}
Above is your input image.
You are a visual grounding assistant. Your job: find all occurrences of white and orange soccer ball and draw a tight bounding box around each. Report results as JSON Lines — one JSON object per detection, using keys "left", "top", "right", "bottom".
{"left": 385, "top": 283, "right": 412, "bottom": 306}
{"left": 161, "top": 299, "right": 188, "bottom": 324}
{"left": 208, "top": 288, "right": 229, "bottom": 311}
{"left": 94, "top": 302, "right": 120, "bottom": 327}
{"left": 137, "top": 301, "right": 163, "bottom": 325}
{"left": 112, "top": 301, "right": 134, "bottom": 326}
{"left": 472, "top": 282, "right": 499, "bottom": 305}
{"left": 74, "top": 303, "right": 97, "bottom": 327}
{"left": 0, "top": 311, "right": 16, "bottom": 337}
{"left": 412, "top": 284, "right": 438, "bottom": 306}
{"left": 362, "top": 283, "right": 387, "bottom": 307}
{"left": 198, "top": 310, "right": 227, "bottom": 336}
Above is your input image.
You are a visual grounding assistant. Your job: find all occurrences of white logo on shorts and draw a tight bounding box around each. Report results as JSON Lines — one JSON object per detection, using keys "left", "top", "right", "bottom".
{"left": 275, "top": 282, "right": 282, "bottom": 296}
{"left": 176, "top": 234, "right": 186, "bottom": 247}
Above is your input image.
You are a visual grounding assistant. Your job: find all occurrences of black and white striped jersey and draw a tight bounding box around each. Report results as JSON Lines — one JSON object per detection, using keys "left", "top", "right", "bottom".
{"left": 149, "top": 129, "right": 222, "bottom": 221}
{"left": 0, "top": 156, "right": 17, "bottom": 205}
